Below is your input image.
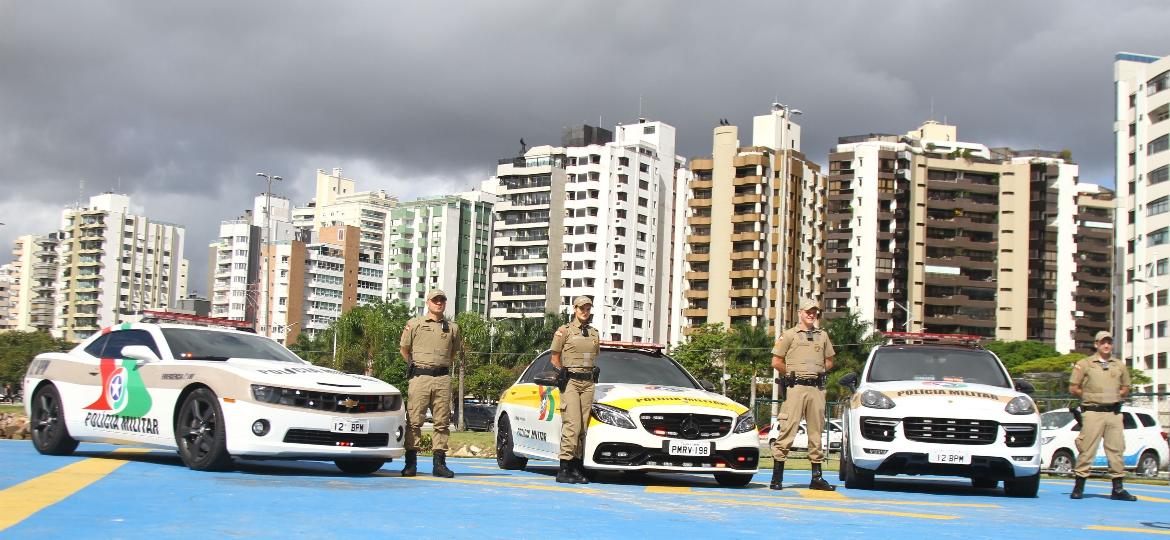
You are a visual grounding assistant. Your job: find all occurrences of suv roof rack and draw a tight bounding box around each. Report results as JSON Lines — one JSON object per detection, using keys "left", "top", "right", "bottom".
{"left": 138, "top": 310, "right": 255, "bottom": 331}
{"left": 882, "top": 331, "right": 984, "bottom": 348}
{"left": 600, "top": 341, "right": 666, "bottom": 350}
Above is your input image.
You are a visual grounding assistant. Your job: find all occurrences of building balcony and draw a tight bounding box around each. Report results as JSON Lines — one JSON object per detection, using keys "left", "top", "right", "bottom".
{"left": 688, "top": 179, "right": 713, "bottom": 190}
{"left": 730, "top": 213, "right": 763, "bottom": 223}
{"left": 686, "top": 234, "right": 711, "bottom": 244}
{"left": 685, "top": 253, "right": 711, "bottom": 263}
{"left": 684, "top": 271, "right": 710, "bottom": 280}
{"left": 730, "top": 231, "right": 763, "bottom": 242}
{"left": 728, "top": 306, "right": 762, "bottom": 317}
{"left": 687, "top": 215, "right": 712, "bottom": 226}
{"left": 690, "top": 159, "right": 713, "bottom": 171}
{"left": 732, "top": 194, "right": 763, "bottom": 205}
{"left": 733, "top": 175, "right": 764, "bottom": 187}
{"left": 729, "top": 288, "right": 759, "bottom": 298}
{"left": 682, "top": 308, "right": 709, "bottom": 317}
{"left": 729, "top": 269, "right": 762, "bottom": 279}
{"left": 684, "top": 289, "right": 709, "bottom": 299}
{"left": 729, "top": 250, "right": 763, "bottom": 260}
{"left": 688, "top": 198, "right": 713, "bottom": 208}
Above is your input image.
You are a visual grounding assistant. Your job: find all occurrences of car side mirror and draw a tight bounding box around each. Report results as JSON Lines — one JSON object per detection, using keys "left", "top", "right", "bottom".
{"left": 1014, "top": 378, "right": 1035, "bottom": 395}
{"left": 120, "top": 345, "right": 160, "bottom": 366}
{"left": 839, "top": 372, "right": 859, "bottom": 392}
{"left": 533, "top": 371, "right": 560, "bottom": 387}
{"left": 699, "top": 380, "right": 716, "bottom": 392}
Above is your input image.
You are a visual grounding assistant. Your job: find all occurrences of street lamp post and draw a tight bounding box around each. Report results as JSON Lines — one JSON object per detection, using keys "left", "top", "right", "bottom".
{"left": 771, "top": 102, "right": 801, "bottom": 422}
{"left": 1135, "top": 278, "right": 1162, "bottom": 417}
{"left": 256, "top": 172, "right": 283, "bottom": 337}
{"left": 892, "top": 300, "right": 911, "bottom": 331}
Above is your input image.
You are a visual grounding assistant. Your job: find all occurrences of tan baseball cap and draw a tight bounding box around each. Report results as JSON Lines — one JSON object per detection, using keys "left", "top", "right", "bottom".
{"left": 1094, "top": 330, "right": 1113, "bottom": 342}
{"left": 799, "top": 298, "right": 820, "bottom": 312}
{"left": 427, "top": 289, "right": 448, "bottom": 301}
{"left": 573, "top": 296, "right": 593, "bottom": 308}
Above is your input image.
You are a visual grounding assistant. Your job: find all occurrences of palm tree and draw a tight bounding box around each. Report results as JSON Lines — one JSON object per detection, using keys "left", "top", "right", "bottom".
{"left": 821, "top": 311, "right": 884, "bottom": 403}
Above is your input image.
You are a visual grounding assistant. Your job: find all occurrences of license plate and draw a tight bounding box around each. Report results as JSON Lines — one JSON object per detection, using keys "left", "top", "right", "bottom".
{"left": 667, "top": 441, "right": 711, "bottom": 457}
{"left": 331, "top": 418, "right": 369, "bottom": 434}
{"left": 928, "top": 450, "right": 970, "bottom": 465}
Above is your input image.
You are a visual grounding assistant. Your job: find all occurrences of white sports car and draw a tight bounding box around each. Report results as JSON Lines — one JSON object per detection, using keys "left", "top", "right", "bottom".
{"left": 23, "top": 313, "right": 406, "bottom": 474}
{"left": 494, "top": 343, "right": 760, "bottom": 486}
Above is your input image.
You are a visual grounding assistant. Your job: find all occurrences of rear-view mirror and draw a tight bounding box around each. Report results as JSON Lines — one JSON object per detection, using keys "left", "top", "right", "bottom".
{"left": 699, "top": 380, "right": 716, "bottom": 392}
{"left": 120, "top": 345, "right": 161, "bottom": 366}
{"left": 534, "top": 371, "right": 560, "bottom": 387}
{"left": 839, "top": 372, "right": 859, "bottom": 392}
{"left": 1014, "top": 378, "right": 1035, "bottom": 395}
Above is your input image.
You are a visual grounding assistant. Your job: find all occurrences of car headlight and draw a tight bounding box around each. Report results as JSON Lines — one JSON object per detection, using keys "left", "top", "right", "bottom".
{"left": 860, "top": 390, "right": 895, "bottom": 409}
{"left": 591, "top": 403, "right": 636, "bottom": 429}
{"left": 251, "top": 384, "right": 283, "bottom": 404}
{"left": 381, "top": 394, "right": 402, "bottom": 411}
{"left": 1040, "top": 436, "right": 1055, "bottom": 446}
{"left": 1004, "top": 396, "right": 1036, "bottom": 415}
{"left": 732, "top": 411, "right": 756, "bottom": 434}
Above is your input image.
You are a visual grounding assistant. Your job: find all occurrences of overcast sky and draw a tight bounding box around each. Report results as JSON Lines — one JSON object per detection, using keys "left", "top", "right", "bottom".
{"left": 2, "top": 1, "right": 1168, "bottom": 293}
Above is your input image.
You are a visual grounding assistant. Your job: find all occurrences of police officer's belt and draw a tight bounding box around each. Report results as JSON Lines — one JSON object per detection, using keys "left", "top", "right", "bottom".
{"left": 1081, "top": 403, "right": 1119, "bottom": 412}
{"left": 793, "top": 378, "right": 821, "bottom": 386}
{"left": 413, "top": 366, "right": 450, "bottom": 377}
{"left": 566, "top": 370, "right": 594, "bottom": 381}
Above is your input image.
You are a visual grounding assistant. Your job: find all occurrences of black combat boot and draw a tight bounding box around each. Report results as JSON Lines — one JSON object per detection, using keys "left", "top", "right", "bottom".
{"left": 1111, "top": 477, "right": 1137, "bottom": 501}
{"left": 556, "top": 459, "right": 578, "bottom": 484}
{"left": 769, "top": 461, "right": 784, "bottom": 490}
{"left": 432, "top": 450, "right": 455, "bottom": 478}
{"left": 1070, "top": 476, "right": 1085, "bottom": 499}
{"left": 571, "top": 458, "right": 590, "bottom": 484}
{"left": 809, "top": 463, "right": 836, "bottom": 491}
{"left": 399, "top": 450, "right": 417, "bottom": 477}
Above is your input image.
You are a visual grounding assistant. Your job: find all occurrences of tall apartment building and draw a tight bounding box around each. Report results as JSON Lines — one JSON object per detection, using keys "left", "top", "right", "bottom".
{"left": 293, "top": 168, "right": 396, "bottom": 253}
{"left": 54, "top": 193, "right": 186, "bottom": 341}
{"left": 261, "top": 225, "right": 383, "bottom": 344}
{"left": 485, "top": 120, "right": 681, "bottom": 342}
{"left": 825, "top": 122, "right": 1082, "bottom": 350}
{"left": 1073, "top": 184, "right": 1115, "bottom": 353}
{"left": 208, "top": 194, "right": 294, "bottom": 322}
{"left": 1116, "top": 51, "right": 1170, "bottom": 419}
{"left": 673, "top": 106, "right": 825, "bottom": 341}
{"left": 0, "top": 264, "right": 15, "bottom": 330}
{"left": 8, "top": 233, "right": 60, "bottom": 332}
{"left": 385, "top": 192, "right": 494, "bottom": 316}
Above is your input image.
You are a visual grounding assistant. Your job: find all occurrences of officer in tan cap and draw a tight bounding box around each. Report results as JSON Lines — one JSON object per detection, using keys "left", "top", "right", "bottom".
{"left": 550, "top": 295, "right": 600, "bottom": 484}
{"left": 398, "top": 289, "right": 461, "bottom": 478}
{"left": 1068, "top": 330, "right": 1136, "bottom": 501}
{"left": 769, "top": 298, "right": 836, "bottom": 491}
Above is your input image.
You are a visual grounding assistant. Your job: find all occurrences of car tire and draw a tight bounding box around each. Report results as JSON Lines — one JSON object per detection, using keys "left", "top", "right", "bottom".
{"left": 495, "top": 415, "right": 528, "bottom": 470}
{"left": 842, "top": 444, "right": 874, "bottom": 490}
{"left": 1050, "top": 449, "right": 1075, "bottom": 475}
{"left": 334, "top": 458, "right": 387, "bottom": 475}
{"left": 1004, "top": 472, "right": 1040, "bottom": 498}
{"left": 1137, "top": 450, "right": 1160, "bottom": 478}
{"left": 29, "top": 384, "right": 79, "bottom": 456}
{"left": 175, "top": 387, "right": 233, "bottom": 471}
{"left": 714, "top": 472, "right": 753, "bottom": 487}
{"left": 971, "top": 477, "right": 998, "bottom": 489}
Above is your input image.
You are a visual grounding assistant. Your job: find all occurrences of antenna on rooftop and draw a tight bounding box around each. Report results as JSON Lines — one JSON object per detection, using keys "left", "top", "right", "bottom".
{"left": 77, "top": 178, "right": 85, "bottom": 210}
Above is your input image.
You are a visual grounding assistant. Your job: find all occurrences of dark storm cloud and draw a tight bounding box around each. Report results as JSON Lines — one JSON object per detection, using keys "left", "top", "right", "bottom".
{"left": 1, "top": 0, "right": 1168, "bottom": 290}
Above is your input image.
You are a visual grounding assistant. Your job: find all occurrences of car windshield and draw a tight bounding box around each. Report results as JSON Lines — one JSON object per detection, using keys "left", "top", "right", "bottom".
{"left": 162, "top": 328, "right": 305, "bottom": 363}
{"left": 595, "top": 349, "right": 700, "bottom": 389}
{"left": 1041, "top": 411, "right": 1074, "bottom": 429}
{"left": 866, "top": 347, "right": 1011, "bottom": 388}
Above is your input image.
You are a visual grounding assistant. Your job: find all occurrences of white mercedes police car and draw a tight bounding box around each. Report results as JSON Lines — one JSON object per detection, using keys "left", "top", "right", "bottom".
{"left": 838, "top": 333, "right": 1042, "bottom": 497}
{"left": 23, "top": 311, "right": 406, "bottom": 474}
{"left": 494, "top": 342, "right": 760, "bottom": 486}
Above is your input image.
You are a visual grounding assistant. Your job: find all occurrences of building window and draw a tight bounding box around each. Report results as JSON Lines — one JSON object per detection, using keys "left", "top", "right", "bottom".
{"left": 1149, "top": 227, "right": 1169, "bottom": 247}
{"left": 639, "top": 163, "right": 649, "bottom": 173}
{"left": 637, "top": 214, "right": 648, "bottom": 225}
{"left": 1158, "top": 258, "right": 1169, "bottom": 276}
{"left": 1149, "top": 134, "right": 1169, "bottom": 156}
{"left": 1149, "top": 196, "right": 1169, "bottom": 217}
{"left": 638, "top": 197, "right": 648, "bottom": 207}
{"left": 1151, "top": 165, "right": 1170, "bottom": 186}
{"left": 634, "top": 284, "right": 644, "bottom": 294}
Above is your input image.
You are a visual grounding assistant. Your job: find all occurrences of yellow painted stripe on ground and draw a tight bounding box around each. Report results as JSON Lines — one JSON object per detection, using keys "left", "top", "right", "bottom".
{"left": 679, "top": 490, "right": 1000, "bottom": 508}
{"left": 645, "top": 486, "right": 693, "bottom": 494}
{"left": 379, "top": 472, "right": 600, "bottom": 494}
{"left": 1137, "top": 495, "right": 1170, "bottom": 503}
{"left": 795, "top": 488, "right": 849, "bottom": 500}
{"left": 698, "top": 496, "right": 959, "bottom": 520}
{"left": 0, "top": 449, "right": 148, "bottom": 532}
{"left": 1085, "top": 526, "right": 1170, "bottom": 536}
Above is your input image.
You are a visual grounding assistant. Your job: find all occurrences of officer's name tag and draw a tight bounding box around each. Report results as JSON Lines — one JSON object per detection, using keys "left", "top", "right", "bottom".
{"left": 928, "top": 450, "right": 970, "bottom": 465}
{"left": 331, "top": 418, "right": 370, "bottom": 435}
{"left": 667, "top": 440, "right": 712, "bottom": 457}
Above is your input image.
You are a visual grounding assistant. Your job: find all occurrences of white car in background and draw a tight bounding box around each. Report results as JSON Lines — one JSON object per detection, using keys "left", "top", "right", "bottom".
{"left": 1040, "top": 406, "right": 1168, "bottom": 477}
{"left": 761, "top": 419, "right": 843, "bottom": 453}
{"left": 23, "top": 312, "right": 406, "bottom": 474}
{"left": 494, "top": 342, "right": 760, "bottom": 486}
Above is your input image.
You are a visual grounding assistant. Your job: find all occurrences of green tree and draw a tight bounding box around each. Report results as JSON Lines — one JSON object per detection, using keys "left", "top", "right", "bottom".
{"left": 726, "top": 323, "right": 774, "bottom": 406}
{"left": 985, "top": 340, "right": 1059, "bottom": 370}
{"left": 0, "top": 331, "right": 73, "bottom": 387}
{"left": 1012, "top": 353, "right": 1152, "bottom": 396}
{"left": 821, "top": 312, "right": 884, "bottom": 402}
{"left": 333, "top": 300, "right": 412, "bottom": 376}
{"left": 466, "top": 363, "right": 515, "bottom": 403}
{"left": 669, "top": 323, "right": 730, "bottom": 394}
{"left": 493, "top": 312, "right": 568, "bottom": 369}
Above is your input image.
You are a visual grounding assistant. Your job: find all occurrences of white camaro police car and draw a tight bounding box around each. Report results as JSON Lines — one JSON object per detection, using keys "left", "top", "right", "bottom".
{"left": 23, "top": 312, "right": 406, "bottom": 474}
{"left": 494, "top": 343, "right": 760, "bottom": 486}
{"left": 838, "top": 333, "right": 1042, "bottom": 497}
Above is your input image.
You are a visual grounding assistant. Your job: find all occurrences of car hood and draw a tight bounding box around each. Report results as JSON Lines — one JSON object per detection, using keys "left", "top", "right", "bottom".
{"left": 593, "top": 383, "right": 748, "bottom": 415}
{"left": 217, "top": 358, "right": 400, "bottom": 394}
{"left": 859, "top": 380, "right": 1026, "bottom": 415}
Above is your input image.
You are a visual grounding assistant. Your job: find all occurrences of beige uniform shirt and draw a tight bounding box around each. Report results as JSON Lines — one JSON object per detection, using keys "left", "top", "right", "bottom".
{"left": 1070, "top": 355, "right": 1129, "bottom": 406}
{"left": 400, "top": 316, "right": 462, "bottom": 368}
{"left": 772, "top": 325, "right": 836, "bottom": 378}
{"left": 551, "top": 320, "right": 600, "bottom": 371}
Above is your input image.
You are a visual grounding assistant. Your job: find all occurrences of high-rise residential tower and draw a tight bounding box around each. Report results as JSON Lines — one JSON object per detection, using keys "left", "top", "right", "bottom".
{"left": 6, "top": 233, "right": 60, "bottom": 332}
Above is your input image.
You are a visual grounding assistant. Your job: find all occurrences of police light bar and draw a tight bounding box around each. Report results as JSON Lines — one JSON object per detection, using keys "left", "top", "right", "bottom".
{"left": 882, "top": 331, "right": 983, "bottom": 346}
{"left": 600, "top": 341, "right": 667, "bottom": 350}
{"left": 141, "top": 310, "right": 254, "bottom": 330}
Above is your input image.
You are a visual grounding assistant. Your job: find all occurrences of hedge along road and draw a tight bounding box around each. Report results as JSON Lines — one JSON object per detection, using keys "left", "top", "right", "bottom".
{"left": 1, "top": 440, "right": 1169, "bottom": 539}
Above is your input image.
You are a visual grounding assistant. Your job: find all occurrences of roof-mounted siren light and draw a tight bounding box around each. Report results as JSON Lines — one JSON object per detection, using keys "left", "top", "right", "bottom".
{"left": 881, "top": 331, "right": 984, "bottom": 348}
{"left": 141, "top": 309, "right": 255, "bottom": 331}
{"left": 600, "top": 340, "right": 666, "bottom": 350}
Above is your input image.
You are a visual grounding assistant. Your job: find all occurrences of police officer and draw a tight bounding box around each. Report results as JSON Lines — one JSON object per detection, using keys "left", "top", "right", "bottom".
{"left": 770, "top": 299, "right": 836, "bottom": 491}
{"left": 1069, "top": 331, "right": 1136, "bottom": 501}
{"left": 398, "top": 289, "right": 461, "bottom": 478}
{"left": 551, "top": 296, "right": 600, "bottom": 484}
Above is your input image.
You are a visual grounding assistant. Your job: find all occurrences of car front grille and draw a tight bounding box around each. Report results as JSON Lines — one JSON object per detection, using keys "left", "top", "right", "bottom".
{"left": 860, "top": 417, "right": 898, "bottom": 442}
{"left": 283, "top": 429, "right": 390, "bottom": 448}
{"left": 638, "top": 413, "right": 733, "bottom": 440}
{"left": 1001, "top": 423, "right": 1038, "bottom": 447}
{"left": 270, "top": 389, "right": 400, "bottom": 414}
{"left": 903, "top": 417, "right": 998, "bottom": 445}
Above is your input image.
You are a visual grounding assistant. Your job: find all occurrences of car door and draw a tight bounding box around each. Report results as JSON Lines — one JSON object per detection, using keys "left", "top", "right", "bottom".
{"left": 59, "top": 334, "right": 114, "bottom": 438}
{"left": 1121, "top": 412, "right": 1142, "bottom": 467}
{"left": 85, "top": 329, "right": 166, "bottom": 443}
{"left": 503, "top": 353, "right": 558, "bottom": 456}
